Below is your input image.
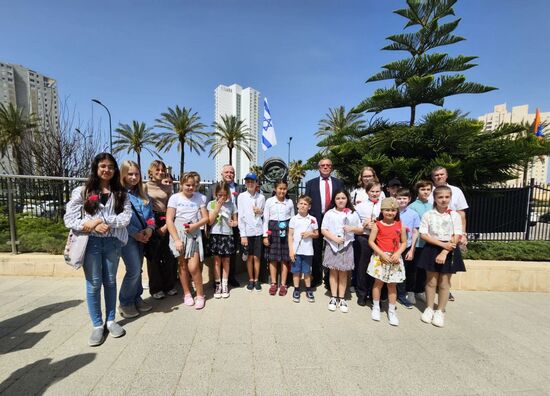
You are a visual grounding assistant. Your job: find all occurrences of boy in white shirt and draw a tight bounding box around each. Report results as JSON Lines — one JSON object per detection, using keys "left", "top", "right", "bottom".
{"left": 237, "top": 173, "right": 266, "bottom": 292}
{"left": 288, "top": 195, "right": 319, "bottom": 303}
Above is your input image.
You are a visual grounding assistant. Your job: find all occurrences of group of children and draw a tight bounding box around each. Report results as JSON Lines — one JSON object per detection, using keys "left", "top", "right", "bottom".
{"left": 164, "top": 171, "right": 465, "bottom": 328}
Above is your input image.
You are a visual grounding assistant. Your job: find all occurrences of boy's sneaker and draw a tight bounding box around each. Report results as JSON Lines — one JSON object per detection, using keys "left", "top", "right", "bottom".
{"left": 421, "top": 307, "right": 435, "bottom": 323}
{"left": 339, "top": 299, "right": 349, "bottom": 313}
{"left": 268, "top": 283, "right": 278, "bottom": 296}
{"left": 328, "top": 297, "right": 338, "bottom": 311}
{"left": 432, "top": 310, "right": 445, "bottom": 327}
{"left": 415, "top": 292, "right": 426, "bottom": 303}
{"left": 388, "top": 310, "right": 399, "bottom": 326}
{"left": 136, "top": 299, "right": 152, "bottom": 312}
{"left": 118, "top": 305, "right": 139, "bottom": 319}
{"left": 292, "top": 289, "right": 300, "bottom": 303}
{"left": 407, "top": 292, "right": 416, "bottom": 305}
{"left": 306, "top": 290, "right": 315, "bottom": 303}
{"left": 371, "top": 306, "right": 381, "bottom": 321}
{"left": 254, "top": 281, "right": 262, "bottom": 292}
{"left": 152, "top": 291, "right": 165, "bottom": 300}
{"left": 397, "top": 296, "right": 413, "bottom": 309}
{"left": 279, "top": 285, "right": 288, "bottom": 297}
{"left": 221, "top": 284, "right": 230, "bottom": 298}
{"left": 167, "top": 288, "right": 178, "bottom": 296}
{"left": 246, "top": 281, "right": 254, "bottom": 292}
{"left": 214, "top": 283, "right": 222, "bottom": 299}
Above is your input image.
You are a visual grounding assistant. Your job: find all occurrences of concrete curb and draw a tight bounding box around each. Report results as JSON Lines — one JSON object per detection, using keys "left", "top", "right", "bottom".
{"left": 0, "top": 253, "right": 549, "bottom": 292}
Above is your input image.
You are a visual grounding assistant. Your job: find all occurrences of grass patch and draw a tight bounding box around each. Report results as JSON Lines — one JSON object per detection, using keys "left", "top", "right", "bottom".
{"left": 464, "top": 241, "right": 550, "bottom": 261}
{"left": 0, "top": 215, "right": 67, "bottom": 254}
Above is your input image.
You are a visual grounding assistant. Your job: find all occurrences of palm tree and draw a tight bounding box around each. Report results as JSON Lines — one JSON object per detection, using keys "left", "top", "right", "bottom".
{"left": 113, "top": 121, "right": 161, "bottom": 173}
{"left": 207, "top": 115, "right": 254, "bottom": 166}
{"left": 249, "top": 164, "right": 264, "bottom": 182}
{"left": 155, "top": 106, "right": 207, "bottom": 175}
{"left": 315, "top": 106, "right": 365, "bottom": 153}
{"left": 0, "top": 103, "right": 39, "bottom": 174}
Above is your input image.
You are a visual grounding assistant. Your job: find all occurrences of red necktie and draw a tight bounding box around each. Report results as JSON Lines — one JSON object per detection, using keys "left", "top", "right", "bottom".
{"left": 324, "top": 177, "right": 331, "bottom": 212}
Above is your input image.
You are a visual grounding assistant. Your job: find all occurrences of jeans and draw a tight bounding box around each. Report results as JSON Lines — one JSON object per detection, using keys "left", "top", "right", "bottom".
{"left": 83, "top": 236, "right": 122, "bottom": 327}
{"left": 119, "top": 236, "right": 144, "bottom": 307}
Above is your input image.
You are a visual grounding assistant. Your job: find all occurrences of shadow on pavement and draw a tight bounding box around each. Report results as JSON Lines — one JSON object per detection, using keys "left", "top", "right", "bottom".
{"left": 0, "top": 300, "right": 82, "bottom": 355}
{"left": 0, "top": 353, "right": 96, "bottom": 395}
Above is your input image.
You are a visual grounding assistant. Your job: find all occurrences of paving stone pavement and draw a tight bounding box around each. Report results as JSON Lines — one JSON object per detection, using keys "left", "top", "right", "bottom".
{"left": 0, "top": 275, "right": 549, "bottom": 395}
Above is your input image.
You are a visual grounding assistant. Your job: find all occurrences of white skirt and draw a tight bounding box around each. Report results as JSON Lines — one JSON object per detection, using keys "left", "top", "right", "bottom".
{"left": 367, "top": 253, "right": 405, "bottom": 283}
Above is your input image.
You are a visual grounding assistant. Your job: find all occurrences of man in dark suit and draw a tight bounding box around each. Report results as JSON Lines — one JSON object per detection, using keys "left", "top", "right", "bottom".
{"left": 304, "top": 158, "right": 344, "bottom": 287}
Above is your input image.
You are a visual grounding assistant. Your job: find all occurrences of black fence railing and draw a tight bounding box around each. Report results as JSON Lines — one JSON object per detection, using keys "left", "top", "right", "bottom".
{"left": 1, "top": 175, "right": 548, "bottom": 254}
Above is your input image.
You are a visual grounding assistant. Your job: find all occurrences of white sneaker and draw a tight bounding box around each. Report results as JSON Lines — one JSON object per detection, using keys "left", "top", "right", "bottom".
{"left": 214, "top": 283, "right": 222, "bottom": 299}
{"left": 407, "top": 292, "right": 416, "bottom": 304}
{"left": 432, "top": 310, "right": 445, "bottom": 327}
{"left": 371, "top": 306, "right": 381, "bottom": 321}
{"left": 339, "top": 299, "right": 349, "bottom": 313}
{"left": 388, "top": 310, "right": 399, "bottom": 326}
{"left": 328, "top": 297, "right": 337, "bottom": 311}
{"left": 221, "top": 284, "right": 230, "bottom": 298}
{"left": 421, "top": 307, "right": 435, "bottom": 323}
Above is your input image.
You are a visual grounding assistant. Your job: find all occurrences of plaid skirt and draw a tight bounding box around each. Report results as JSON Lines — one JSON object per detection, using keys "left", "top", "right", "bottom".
{"left": 265, "top": 220, "right": 290, "bottom": 262}
{"left": 322, "top": 243, "right": 354, "bottom": 271}
{"left": 169, "top": 218, "right": 204, "bottom": 261}
{"left": 209, "top": 233, "right": 235, "bottom": 257}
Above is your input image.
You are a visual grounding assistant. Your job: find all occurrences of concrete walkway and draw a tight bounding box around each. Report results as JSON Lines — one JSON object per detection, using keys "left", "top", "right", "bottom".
{"left": 0, "top": 276, "right": 549, "bottom": 395}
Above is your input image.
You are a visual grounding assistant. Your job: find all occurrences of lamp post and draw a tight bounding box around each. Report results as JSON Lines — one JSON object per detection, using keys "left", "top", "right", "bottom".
{"left": 287, "top": 136, "right": 293, "bottom": 165}
{"left": 91, "top": 99, "right": 112, "bottom": 153}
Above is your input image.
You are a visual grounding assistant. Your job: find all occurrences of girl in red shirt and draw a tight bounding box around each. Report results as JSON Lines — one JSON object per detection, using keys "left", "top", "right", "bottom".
{"left": 368, "top": 197, "right": 407, "bottom": 326}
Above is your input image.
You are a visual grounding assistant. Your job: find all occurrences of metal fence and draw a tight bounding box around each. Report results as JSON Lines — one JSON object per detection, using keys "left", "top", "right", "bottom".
{"left": 1, "top": 174, "right": 548, "bottom": 254}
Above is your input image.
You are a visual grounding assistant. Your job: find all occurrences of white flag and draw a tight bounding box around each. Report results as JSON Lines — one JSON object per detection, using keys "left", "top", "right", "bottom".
{"left": 262, "top": 98, "right": 277, "bottom": 151}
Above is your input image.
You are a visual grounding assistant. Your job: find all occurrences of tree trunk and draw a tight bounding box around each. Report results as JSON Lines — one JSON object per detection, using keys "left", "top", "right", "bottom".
{"left": 180, "top": 137, "right": 185, "bottom": 176}
{"left": 137, "top": 151, "right": 141, "bottom": 175}
{"left": 409, "top": 105, "right": 416, "bottom": 127}
{"left": 228, "top": 146, "right": 233, "bottom": 166}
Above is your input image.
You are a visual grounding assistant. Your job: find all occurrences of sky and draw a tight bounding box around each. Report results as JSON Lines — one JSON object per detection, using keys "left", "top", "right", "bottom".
{"left": 1, "top": 0, "right": 549, "bottom": 181}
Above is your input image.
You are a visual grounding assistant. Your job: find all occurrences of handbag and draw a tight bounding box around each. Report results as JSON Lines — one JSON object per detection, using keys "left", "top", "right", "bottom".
{"left": 64, "top": 230, "right": 89, "bottom": 269}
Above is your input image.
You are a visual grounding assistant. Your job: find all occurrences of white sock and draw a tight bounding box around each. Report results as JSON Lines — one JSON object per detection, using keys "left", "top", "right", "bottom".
{"left": 389, "top": 304, "right": 396, "bottom": 313}
{"left": 373, "top": 300, "right": 380, "bottom": 309}
{"left": 222, "top": 278, "right": 228, "bottom": 286}
{"left": 215, "top": 279, "right": 221, "bottom": 284}
{"left": 93, "top": 325, "right": 104, "bottom": 329}
{"left": 106, "top": 320, "right": 114, "bottom": 328}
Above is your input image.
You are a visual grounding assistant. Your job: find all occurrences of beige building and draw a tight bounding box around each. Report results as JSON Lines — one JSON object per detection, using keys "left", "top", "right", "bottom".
{"left": 0, "top": 61, "right": 59, "bottom": 173}
{"left": 214, "top": 84, "right": 260, "bottom": 181}
{"left": 478, "top": 104, "right": 549, "bottom": 185}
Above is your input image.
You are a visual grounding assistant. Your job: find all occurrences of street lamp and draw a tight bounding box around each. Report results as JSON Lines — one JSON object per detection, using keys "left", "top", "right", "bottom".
{"left": 91, "top": 99, "right": 112, "bottom": 153}
{"left": 287, "top": 136, "right": 293, "bottom": 165}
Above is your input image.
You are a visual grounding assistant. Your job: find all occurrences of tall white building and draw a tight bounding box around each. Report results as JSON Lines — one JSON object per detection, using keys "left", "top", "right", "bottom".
{"left": 214, "top": 84, "right": 260, "bottom": 181}
{"left": 0, "top": 61, "right": 59, "bottom": 173}
{"left": 478, "top": 104, "right": 549, "bottom": 185}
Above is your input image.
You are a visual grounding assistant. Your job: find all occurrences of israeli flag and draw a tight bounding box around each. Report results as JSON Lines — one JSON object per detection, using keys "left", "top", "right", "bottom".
{"left": 262, "top": 98, "right": 277, "bottom": 151}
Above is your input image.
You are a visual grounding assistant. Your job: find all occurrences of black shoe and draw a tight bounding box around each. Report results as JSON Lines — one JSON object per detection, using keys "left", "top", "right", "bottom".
{"left": 357, "top": 296, "right": 367, "bottom": 306}
{"left": 228, "top": 278, "right": 240, "bottom": 287}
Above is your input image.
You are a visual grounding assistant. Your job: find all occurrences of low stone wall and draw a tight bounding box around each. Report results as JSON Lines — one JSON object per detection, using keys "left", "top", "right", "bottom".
{"left": 0, "top": 254, "right": 548, "bottom": 292}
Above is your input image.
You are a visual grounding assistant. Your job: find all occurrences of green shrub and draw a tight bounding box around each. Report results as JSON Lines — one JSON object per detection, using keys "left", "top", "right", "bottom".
{"left": 0, "top": 215, "right": 67, "bottom": 254}
{"left": 464, "top": 241, "right": 550, "bottom": 261}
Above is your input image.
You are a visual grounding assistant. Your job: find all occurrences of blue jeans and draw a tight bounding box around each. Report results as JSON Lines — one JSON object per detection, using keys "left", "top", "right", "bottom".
{"left": 119, "top": 237, "right": 144, "bottom": 306}
{"left": 83, "top": 236, "right": 122, "bottom": 327}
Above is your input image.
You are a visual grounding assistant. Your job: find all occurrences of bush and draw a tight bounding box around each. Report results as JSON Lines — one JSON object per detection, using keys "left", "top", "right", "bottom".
{"left": 464, "top": 241, "right": 550, "bottom": 261}
{"left": 0, "top": 214, "right": 67, "bottom": 254}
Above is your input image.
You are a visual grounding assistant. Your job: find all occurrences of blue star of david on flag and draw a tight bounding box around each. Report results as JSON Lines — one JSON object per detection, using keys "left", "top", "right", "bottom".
{"left": 262, "top": 98, "right": 277, "bottom": 151}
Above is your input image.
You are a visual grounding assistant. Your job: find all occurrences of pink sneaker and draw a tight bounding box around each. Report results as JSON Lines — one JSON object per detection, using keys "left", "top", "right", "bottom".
{"left": 195, "top": 295, "right": 206, "bottom": 310}
{"left": 183, "top": 294, "right": 194, "bottom": 306}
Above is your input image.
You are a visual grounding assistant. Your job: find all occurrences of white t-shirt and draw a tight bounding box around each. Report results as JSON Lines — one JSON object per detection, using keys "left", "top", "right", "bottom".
{"left": 419, "top": 209, "right": 463, "bottom": 241}
{"left": 321, "top": 208, "right": 361, "bottom": 253}
{"left": 237, "top": 190, "right": 265, "bottom": 237}
{"left": 428, "top": 184, "right": 468, "bottom": 211}
{"left": 350, "top": 188, "right": 386, "bottom": 206}
{"left": 354, "top": 199, "right": 381, "bottom": 235}
{"left": 263, "top": 196, "right": 295, "bottom": 235}
{"left": 207, "top": 200, "right": 237, "bottom": 236}
{"left": 289, "top": 213, "right": 317, "bottom": 256}
{"left": 167, "top": 192, "right": 205, "bottom": 224}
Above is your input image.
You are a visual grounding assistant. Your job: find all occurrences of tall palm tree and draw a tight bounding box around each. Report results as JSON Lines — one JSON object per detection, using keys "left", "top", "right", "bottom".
{"left": 113, "top": 120, "right": 161, "bottom": 173}
{"left": 315, "top": 106, "right": 365, "bottom": 154}
{"left": 207, "top": 115, "right": 253, "bottom": 166}
{"left": 0, "top": 103, "right": 39, "bottom": 174}
{"left": 155, "top": 106, "right": 207, "bottom": 175}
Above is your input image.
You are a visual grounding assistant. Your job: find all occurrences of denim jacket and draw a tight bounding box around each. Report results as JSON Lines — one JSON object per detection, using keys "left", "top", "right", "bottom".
{"left": 127, "top": 189, "right": 156, "bottom": 239}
